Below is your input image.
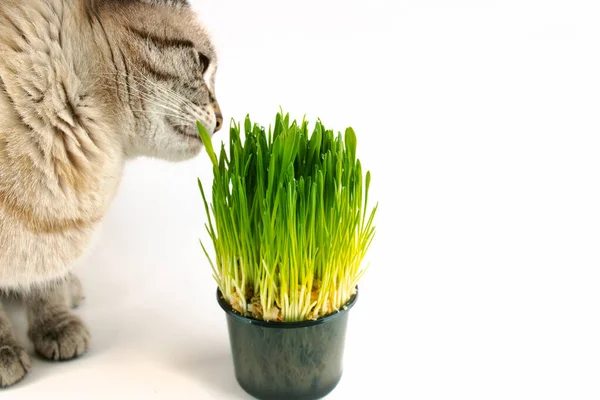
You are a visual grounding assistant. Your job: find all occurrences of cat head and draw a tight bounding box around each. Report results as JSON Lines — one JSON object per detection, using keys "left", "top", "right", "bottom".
{"left": 91, "top": 0, "right": 222, "bottom": 161}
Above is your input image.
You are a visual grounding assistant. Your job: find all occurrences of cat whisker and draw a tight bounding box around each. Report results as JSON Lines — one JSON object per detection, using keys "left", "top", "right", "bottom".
{"left": 130, "top": 75, "right": 195, "bottom": 109}
{"left": 103, "top": 58, "right": 198, "bottom": 110}
{"left": 97, "top": 80, "right": 180, "bottom": 107}
{"left": 101, "top": 84, "right": 187, "bottom": 116}
{"left": 168, "top": 123, "right": 198, "bottom": 128}
{"left": 95, "top": 72, "right": 204, "bottom": 120}
{"left": 124, "top": 62, "right": 195, "bottom": 105}
{"left": 129, "top": 109, "right": 196, "bottom": 124}
{"left": 95, "top": 74, "right": 185, "bottom": 108}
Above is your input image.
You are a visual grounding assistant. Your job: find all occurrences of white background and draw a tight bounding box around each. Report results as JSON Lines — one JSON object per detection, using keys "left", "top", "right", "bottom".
{"left": 6, "top": 0, "right": 600, "bottom": 399}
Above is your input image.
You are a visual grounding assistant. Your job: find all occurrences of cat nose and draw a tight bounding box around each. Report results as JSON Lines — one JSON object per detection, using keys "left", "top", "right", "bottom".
{"left": 214, "top": 103, "right": 223, "bottom": 132}
{"left": 215, "top": 113, "right": 223, "bottom": 132}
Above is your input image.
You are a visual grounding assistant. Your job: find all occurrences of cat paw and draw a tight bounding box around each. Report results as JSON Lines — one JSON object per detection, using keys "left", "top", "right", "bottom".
{"left": 0, "top": 341, "right": 31, "bottom": 388}
{"left": 28, "top": 311, "right": 90, "bottom": 361}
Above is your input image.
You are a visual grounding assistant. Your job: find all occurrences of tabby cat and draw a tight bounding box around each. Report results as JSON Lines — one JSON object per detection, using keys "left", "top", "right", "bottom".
{"left": 0, "top": 0, "right": 222, "bottom": 387}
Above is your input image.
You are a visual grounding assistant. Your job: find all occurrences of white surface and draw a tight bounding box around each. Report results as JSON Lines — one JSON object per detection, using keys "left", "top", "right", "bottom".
{"left": 5, "top": 0, "right": 600, "bottom": 399}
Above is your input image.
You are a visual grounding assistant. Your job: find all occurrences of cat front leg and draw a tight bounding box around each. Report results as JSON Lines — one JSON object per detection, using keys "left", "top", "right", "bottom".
{"left": 0, "top": 303, "right": 31, "bottom": 387}
{"left": 68, "top": 273, "right": 84, "bottom": 309}
{"left": 26, "top": 279, "right": 90, "bottom": 361}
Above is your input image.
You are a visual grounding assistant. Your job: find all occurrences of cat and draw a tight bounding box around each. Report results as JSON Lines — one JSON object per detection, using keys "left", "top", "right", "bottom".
{"left": 0, "top": 0, "right": 222, "bottom": 387}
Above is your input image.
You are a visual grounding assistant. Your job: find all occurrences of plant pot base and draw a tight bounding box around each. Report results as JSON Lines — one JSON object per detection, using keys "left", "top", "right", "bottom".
{"left": 236, "top": 373, "right": 342, "bottom": 400}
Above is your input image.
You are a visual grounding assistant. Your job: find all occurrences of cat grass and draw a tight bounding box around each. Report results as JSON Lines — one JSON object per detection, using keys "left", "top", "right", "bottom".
{"left": 197, "top": 110, "right": 377, "bottom": 322}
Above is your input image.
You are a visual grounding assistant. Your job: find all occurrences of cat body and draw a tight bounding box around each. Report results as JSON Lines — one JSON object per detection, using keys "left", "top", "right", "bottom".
{"left": 0, "top": 0, "right": 221, "bottom": 387}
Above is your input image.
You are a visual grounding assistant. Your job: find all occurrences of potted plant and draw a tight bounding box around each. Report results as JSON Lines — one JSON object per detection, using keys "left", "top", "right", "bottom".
{"left": 196, "top": 110, "right": 377, "bottom": 400}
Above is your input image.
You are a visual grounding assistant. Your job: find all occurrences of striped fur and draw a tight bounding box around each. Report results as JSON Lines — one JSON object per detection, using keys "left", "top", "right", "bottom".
{"left": 0, "top": 0, "right": 221, "bottom": 387}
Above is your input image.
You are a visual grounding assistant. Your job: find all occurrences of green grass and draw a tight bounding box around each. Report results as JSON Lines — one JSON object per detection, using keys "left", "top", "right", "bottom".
{"left": 197, "top": 110, "right": 377, "bottom": 322}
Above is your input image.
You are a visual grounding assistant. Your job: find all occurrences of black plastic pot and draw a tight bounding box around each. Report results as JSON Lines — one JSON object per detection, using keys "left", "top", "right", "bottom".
{"left": 217, "top": 288, "right": 358, "bottom": 400}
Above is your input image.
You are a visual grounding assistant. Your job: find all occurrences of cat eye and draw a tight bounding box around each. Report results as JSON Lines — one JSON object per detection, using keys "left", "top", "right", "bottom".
{"left": 197, "top": 51, "right": 210, "bottom": 74}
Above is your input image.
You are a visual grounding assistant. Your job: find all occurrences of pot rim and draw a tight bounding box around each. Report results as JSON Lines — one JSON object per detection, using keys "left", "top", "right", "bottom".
{"left": 216, "top": 286, "right": 359, "bottom": 329}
